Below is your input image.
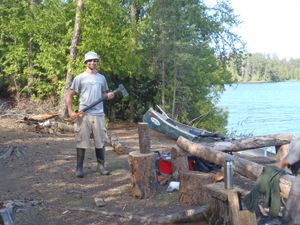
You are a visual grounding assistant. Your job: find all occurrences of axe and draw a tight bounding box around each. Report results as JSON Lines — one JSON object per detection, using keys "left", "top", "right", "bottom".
{"left": 71, "top": 84, "right": 128, "bottom": 121}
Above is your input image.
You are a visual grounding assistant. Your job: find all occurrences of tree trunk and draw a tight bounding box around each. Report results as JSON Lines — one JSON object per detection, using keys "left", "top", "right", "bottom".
{"left": 127, "top": 3, "right": 139, "bottom": 123}
{"left": 171, "top": 58, "right": 177, "bottom": 118}
{"left": 128, "top": 76, "right": 136, "bottom": 123}
{"left": 193, "top": 134, "right": 295, "bottom": 153}
{"left": 177, "top": 136, "right": 295, "bottom": 199}
{"left": 60, "top": 0, "right": 83, "bottom": 117}
{"left": 128, "top": 151, "right": 157, "bottom": 199}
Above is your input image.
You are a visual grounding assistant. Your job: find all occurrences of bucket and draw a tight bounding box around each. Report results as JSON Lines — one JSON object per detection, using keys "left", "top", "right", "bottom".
{"left": 159, "top": 153, "right": 173, "bottom": 175}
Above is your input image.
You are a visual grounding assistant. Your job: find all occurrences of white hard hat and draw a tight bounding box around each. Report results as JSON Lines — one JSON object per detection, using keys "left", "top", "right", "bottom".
{"left": 84, "top": 51, "right": 99, "bottom": 63}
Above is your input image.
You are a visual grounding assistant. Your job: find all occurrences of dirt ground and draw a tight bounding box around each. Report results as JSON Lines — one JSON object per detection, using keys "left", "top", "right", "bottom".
{"left": 0, "top": 103, "right": 284, "bottom": 225}
{"left": 0, "top": 108, "right": 211, "bottom": 225}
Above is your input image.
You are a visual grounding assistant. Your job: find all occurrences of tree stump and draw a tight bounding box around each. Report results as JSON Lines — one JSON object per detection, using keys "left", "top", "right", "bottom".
{"left": 128, "top": 151, "right": 157, "bottom": 199}
{"left": 138, "top": 122, "right": 151, "bottom": 153}
{"left": 179, "top": 171, "right": 213, "bottom": 205}
{"left": 204, "top": 182, "right": 256, "bottom": 225}
{"left": 170, "top": 145, "right": 189, "bottom": 180}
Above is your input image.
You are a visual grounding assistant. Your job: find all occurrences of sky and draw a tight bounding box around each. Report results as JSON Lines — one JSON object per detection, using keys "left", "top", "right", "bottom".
{"left": 230, "top": 0, "right": 300, "bottom": 59}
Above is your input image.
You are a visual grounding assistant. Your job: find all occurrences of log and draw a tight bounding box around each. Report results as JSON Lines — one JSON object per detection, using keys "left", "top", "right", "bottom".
{"left": 137, "top": 122, "right": 151, "bottom": 153}
{"left": 110, "top": 134, "right": 126, "bottom": 155}
{"left": 179, "top": 171, "right": 213, "bottom": 205}
{"left": 177, "top": 136, "right": 295, "bottom": 199}
{"left": 193, "top": 133, "right": 295, "bottom": 153}
{"left": 228, "top": 191, "right": 257, "bottom": 225}
{"left": 23, "top": 112, "right": 59, "bottom": 122}
{"left": 68, "top": 205, "right": 208, "bottom": 224}
{"left": 170, "top": 145, "right": 189, "bottom": 180}
{"left": 276, "top": 144, "right": 289, "bottom": 162}
{"left": 128, "top": 151, "right": 157, "bottom": 199}
{"left": 205, "top": 183, "right": 256, "bottom": 225}
{"left": 54, "top": 122, "right": 75, "bottom": 133}
{"left": 170, "top": 145, "right": 189, "bottom": 159}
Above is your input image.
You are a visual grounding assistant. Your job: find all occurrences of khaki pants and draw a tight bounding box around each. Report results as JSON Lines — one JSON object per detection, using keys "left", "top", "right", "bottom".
{"left": 75, "top": 115, "right": 108, "bottom": 149}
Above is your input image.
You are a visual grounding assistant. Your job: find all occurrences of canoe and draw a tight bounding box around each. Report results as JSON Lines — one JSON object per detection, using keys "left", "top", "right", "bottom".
{"left": 142, "top": 106, "right": 226, "bottom": 142}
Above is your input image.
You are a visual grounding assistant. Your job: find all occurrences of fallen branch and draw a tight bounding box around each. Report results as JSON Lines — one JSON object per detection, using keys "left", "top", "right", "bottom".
{"left": 68, "top": 205, "right": 208, "bottom": 224}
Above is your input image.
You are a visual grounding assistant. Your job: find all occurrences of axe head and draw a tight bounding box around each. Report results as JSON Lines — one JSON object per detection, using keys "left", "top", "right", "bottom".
{"left": 116, "top": 84, "right": 129, "bottom": 97}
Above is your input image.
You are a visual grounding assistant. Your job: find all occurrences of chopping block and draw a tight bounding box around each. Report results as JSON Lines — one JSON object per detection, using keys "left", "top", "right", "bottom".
{"left": 203, "top": 182, "right": 257, "bottom": 225}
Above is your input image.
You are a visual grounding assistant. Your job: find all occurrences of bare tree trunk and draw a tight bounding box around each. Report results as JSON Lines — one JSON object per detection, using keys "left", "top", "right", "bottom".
{"left": 161, "top": 60, "right": 166, "bottom": 110}
{"left": 127, "top": 3, "right": 139, "bottom": 123}
{"left": 171, "top": 60, "right": 177, "bottom": 118}
{"left": 129, "top": 75, "right": 136, "bottom": 122}
{"left": 159, "top": 22, "right": 166, "bottom": 110}
{"left": 171, "top": 28, "right": 178, "bottom": 118}
{"left": 60, "top": 0, "right": 83, "bottom": 117}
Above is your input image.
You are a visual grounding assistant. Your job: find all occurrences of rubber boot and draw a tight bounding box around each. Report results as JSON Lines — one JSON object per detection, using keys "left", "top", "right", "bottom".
{"left": 95, "top": 148, "right": 110, "bottom": 175}
{"left": 76, "top": 148, "right": 85, "bottom": 178}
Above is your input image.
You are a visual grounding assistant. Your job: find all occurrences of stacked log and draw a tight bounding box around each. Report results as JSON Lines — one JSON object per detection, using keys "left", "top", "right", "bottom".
{"left": 190, "top": 134, "right": 295, "bottom": 153}
{"left": 177, "top": 136, "right": 295, "bottom": 199}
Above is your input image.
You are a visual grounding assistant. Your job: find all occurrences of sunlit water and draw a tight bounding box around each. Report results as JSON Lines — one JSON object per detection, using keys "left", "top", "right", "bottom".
{"left": 218, "top": 81, "right": 300, "bottom": 139}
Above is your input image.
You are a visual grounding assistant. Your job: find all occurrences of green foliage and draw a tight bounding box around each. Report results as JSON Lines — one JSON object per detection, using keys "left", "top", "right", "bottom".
{"left": 229, "top": 53, "right": 300, "bottom": 82}
{"left": 1, "top": 0, "right": 249, "bottom": 135}
{"left": 137, "top": 0, "right": 241, "bottom": 132}
{"left": 0, "top": 0, "right": 71, "bottom": 100}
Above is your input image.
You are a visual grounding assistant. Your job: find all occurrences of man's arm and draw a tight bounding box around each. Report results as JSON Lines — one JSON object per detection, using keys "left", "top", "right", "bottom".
{"left": 66, "top": 89, "right": 78, "bottom": 120}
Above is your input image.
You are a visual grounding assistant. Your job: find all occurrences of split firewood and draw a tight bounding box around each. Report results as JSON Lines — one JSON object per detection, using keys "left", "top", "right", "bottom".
{"left": 109, "top": 134, "right": 126, "bottom": 155}
{"left": 23, "top": 112, "right": 59, "bottom": 122}
{"left": 157, "top": 174, "right": 172, "bottom": 185}
{"left": 212, "top": 169, "right": 224, "bottom": 183}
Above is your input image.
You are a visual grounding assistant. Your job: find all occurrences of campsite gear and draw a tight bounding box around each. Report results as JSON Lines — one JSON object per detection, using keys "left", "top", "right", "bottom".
{"left": 166, "top": 181, "right": 180, "bottom": 192}
{"left": 188, "top": 156, "right": 221, "bottom": 172}
{"left": 159, "top": 153, "right": 173, "bottom": 175}
{"left": 76, "top": 148, "right": 85, "bottom": 178}
{"left": 224, "top": 159, "right": 234, "bottom": 189}
{"left": 0, "top": 205, "right": 14, "bottom": 225}
{"left": 143, "top": 106, "right": 226, "bottom": 142}
{"left": 288, "top": 160, "right": 300, "bottom": 175}
{"left": 70, "top": 84, "right": 128, "bottom": 122}
{"left": 243, "top": 166, "right": 286, "bottom": 217}
{"left": 95, "top": 148, "right": 110, "bottom": 175}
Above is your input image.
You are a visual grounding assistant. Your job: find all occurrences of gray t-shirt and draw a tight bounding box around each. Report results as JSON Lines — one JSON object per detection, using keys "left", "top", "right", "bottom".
{"left": 70, "top": 72, "right": 108, "bottom": 116}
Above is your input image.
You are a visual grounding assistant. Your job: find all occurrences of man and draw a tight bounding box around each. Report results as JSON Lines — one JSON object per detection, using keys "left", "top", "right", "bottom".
{"left": 276, "top": 137, "right": 300, "bottom": 174}
{"left": 66, "top": 51, "right": 114, "bottom": 178}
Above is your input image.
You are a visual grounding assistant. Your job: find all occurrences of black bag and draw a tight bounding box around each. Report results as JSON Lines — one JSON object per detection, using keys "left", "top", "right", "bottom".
{"left": 288, "top": 160, "right": 300, "bottom": 175}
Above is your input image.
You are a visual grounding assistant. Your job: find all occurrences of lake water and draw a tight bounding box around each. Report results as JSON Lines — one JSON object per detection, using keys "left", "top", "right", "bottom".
{"left": 218, "top": 81, "right": 300, "bottom": 138}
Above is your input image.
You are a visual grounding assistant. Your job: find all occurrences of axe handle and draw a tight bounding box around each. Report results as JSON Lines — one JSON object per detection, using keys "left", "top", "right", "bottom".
{"left": 80, "top": 87, "right": 121, "bottom": 113}
{"left": 68, "top": 96, "right": 107, "bottom": 123}
{"left": 81, "top": 96, "right": 106, "bottom": 113}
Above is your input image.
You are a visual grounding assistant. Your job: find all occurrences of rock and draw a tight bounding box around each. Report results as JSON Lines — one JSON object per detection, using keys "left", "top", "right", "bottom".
{"left": 94, "top": 197, "right": 106, "bottom": 207}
